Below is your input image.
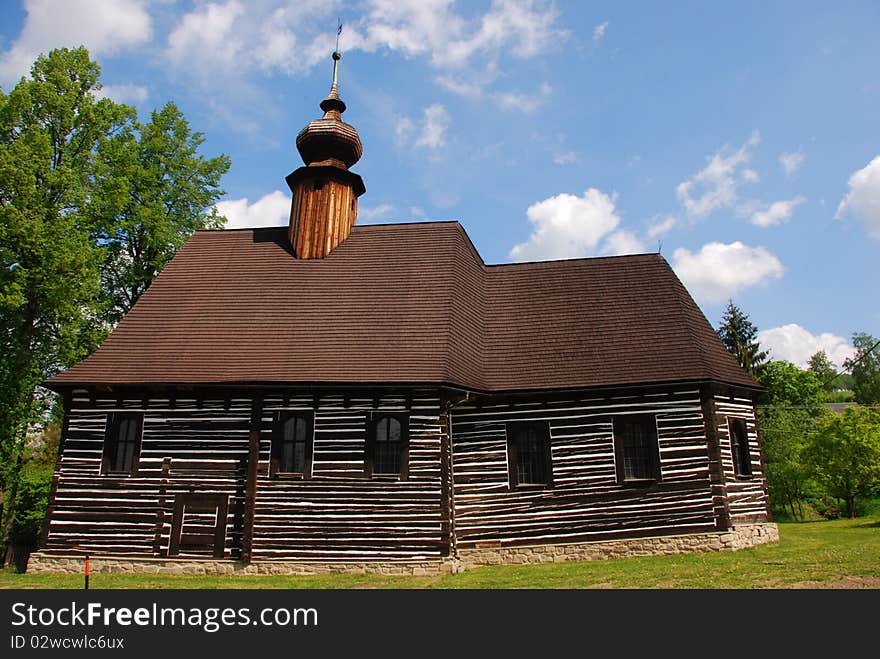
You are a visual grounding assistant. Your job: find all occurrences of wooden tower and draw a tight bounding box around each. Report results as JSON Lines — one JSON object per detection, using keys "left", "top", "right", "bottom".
{"left": 286, "top": 51, "right": 366, "bottom": 259}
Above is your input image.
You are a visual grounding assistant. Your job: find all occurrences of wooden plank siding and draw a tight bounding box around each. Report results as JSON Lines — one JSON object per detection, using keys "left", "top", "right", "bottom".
{"left": 43, "top": 390, "right": 447, "bottom": 562}
{"left": 249, "top": 393, "right": 445, "bottom": 561}
{"left": 449, "top": 387, "right": 727, "bottom": 549}
{"left": 711, "top": 394, "right": 771, "bottom": 522}
{"left": 41, "top": 384, "right": 768, "bottom": 563}
{"left": 43, "top": 392, "right": 252, "bottom": 558}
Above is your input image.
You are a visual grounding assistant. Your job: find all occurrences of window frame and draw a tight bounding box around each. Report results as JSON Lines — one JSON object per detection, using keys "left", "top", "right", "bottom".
{"left": 101, "top": 412, "right": 143, "bottom": 476}
{"left": 270, "top": 410, "right": 314, "bottom": 479}
{"left": 612, "top": 414, "right": 662, "bottom": 486}
{"left": 365, "top": 412, "right": 409, "bottom": 480}
{"left": 505, "top": 421, "right": 553, "bottom": 489}
{"left": 727, "top": 416, "right": 753, "bottom": 478}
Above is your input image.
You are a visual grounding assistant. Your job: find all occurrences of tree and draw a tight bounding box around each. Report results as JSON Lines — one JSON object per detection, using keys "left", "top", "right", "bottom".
{"left": 0, "top": 47, "right": 229, "bottom": 560}
{"left": 760, "top": 409, "right": 813, "bottom": 519}
{"left": 805, "top": 407, "right": 880, "bottom": 518}
{"left": 844, "top": 333, "right": 880, "bottom": 405}
{"left": 716, "top": 300, "right": 768, "bottom": 377}
{"left": 757, "top": 361, "right": 823, "bottom": 519}
{"left": 0, "top": 48, "right": 134, "bottom": 554}
{"left": 807, "top": 350, "right": 839, "bottom": 392}
{"left": 89, "top": 102, "right": 230, "bottom": 324}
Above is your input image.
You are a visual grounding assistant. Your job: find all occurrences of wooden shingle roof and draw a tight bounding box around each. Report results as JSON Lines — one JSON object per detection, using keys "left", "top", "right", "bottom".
{"left": 47, "top": 222, "right": 759, "bottom": 392}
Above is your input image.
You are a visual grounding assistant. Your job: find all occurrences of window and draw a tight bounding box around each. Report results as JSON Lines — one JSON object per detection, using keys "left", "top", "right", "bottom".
{"left": 102, "top": 412, "right": 143, "bottom": 475}
{"left": 728, "top": 417, "right": 752, "bottom": 477}
{"left": 366, "top": 413, "right": 409, "bottom": 478}
{"left": 613, "top": 415, "right": 661, "bottom": 483}
{"left": 506, "top": 422, "right": 553, "bottom": 488}
{"left": 271, "top": 411, "right": 314, "bottom": 477}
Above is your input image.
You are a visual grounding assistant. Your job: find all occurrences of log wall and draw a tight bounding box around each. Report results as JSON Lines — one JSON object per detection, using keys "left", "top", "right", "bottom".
{"left": 711, "top": 393, "right": 771, "bottom": 522}
{"left": 41, "top": 384, "right": 768, "bottom": 563}
{"left": 43, "top": 392, "right": 251, "bottom": 558}
{"left": 249, "top": 393, "right": 445, "bottom": 561}
{"left": 42, "top": 390, "right": 446, "bottom": 562}
{"left": 449, "top": 386, "right": 741, "bottom": 549}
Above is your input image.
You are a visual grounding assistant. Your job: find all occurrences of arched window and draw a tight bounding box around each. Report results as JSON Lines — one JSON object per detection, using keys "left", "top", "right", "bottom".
{"left": 271, "top": 411, "right": 314, "bottom": 477}
{"left": 366, "top": 413, "right": 409, "bottom": 478}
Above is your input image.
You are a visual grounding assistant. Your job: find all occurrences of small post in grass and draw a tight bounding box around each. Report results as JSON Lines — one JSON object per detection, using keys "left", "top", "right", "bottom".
{"left": 84, "top": 554, "right": 90, "bottom": 590}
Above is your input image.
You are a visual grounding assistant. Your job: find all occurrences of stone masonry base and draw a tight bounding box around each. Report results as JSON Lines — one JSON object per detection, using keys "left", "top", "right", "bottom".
{"left": 27, "top": 523, "right": 778, "bottom": 576}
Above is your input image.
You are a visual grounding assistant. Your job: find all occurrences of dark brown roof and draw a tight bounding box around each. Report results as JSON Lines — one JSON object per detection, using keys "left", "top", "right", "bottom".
{"left": 47, "top": 222, "right": 759, "bottom": 392}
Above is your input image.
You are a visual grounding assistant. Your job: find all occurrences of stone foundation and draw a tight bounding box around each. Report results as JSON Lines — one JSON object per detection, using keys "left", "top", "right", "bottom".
{"left": 27, "top": 523, "right": 778, "bottom": 576}
{"left": 457, "top": 523, "right": 779, "bottom": 569}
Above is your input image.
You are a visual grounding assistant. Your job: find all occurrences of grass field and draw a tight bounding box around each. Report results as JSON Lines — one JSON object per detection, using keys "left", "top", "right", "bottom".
{"left": 2, "top": 517, "right": 878, "bottom": 589}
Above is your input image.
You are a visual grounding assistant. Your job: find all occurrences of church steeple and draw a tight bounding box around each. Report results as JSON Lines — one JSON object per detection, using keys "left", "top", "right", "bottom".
{"left": 286, "top": 50, "right": 365, "bottom": 259}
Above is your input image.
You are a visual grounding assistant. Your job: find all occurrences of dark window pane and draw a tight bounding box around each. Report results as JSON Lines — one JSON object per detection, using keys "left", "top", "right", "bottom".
{"left": 509, "top": 423, "right": 551, "bottom": 486}
{"left": 372, "top": 416, "right": 404, "bottom": 474}
{"left": 615, "top": 416, "right": 659, "bottom": 481}
{"left": 105, "top": 413, "right": 141, "bottom": 474}
{"left": 278, "top": 414, "right": 310, "bottom": 473}
{"left": 729, "top": 418, "right": 752, "bottom": 476}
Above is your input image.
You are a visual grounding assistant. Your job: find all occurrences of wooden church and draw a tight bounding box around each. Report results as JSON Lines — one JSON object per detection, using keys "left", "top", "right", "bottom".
{"left": 30, "top": 52, "right": 777, "bottom": 575}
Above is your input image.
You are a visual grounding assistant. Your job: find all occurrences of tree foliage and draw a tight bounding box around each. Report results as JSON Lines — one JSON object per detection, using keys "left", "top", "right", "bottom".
{"left": 844, "top": 333, "right": 880, "bottom": 405}
{"left": 805, "top": 407, "right": 880, "bottom": 518}
{"left": 807, "top": 350, "right": 840, "bottom": 393}
{"left": 758, "top": 360, "right": 823, "bottom": 413}
{"left": 90, "top": 102, "right": 230, "bottom": 323}
{"left": 716, "top": 300, "right": 768, "bottom": 377}
{"left": 757, "top": 361, "right": 824, "bottom": 519}
{"left": 0, "top": 48, "right": 134, "bottom": 547}
{"left": 0, "top": 47, "right": 229, "bottom": 557}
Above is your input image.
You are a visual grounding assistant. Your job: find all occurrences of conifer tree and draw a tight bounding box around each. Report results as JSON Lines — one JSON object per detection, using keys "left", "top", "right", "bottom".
{"left": 716, "top": 300, "right": 768, "bottom": 377}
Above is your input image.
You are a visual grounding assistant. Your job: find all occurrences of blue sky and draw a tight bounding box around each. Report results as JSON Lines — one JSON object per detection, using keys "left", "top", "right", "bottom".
{"left": 2, "top": 1, "right": 878, "bottom": 370}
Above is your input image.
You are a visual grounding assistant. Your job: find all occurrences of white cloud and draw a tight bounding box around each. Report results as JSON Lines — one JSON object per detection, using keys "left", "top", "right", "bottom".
{"left": 676, "top": 130, "right": 760, "bottom": 218}
{"left": 0, "top": 0, "right": 152, "bottom": 87}
{"left": 164, "top": 0, "right": 564, "bottom": 85}
{"left": 509, "top": 188, "right": 621, "bottom": 261}
{"left": 397, "top": 104, "right": 450, "bottom": 150}
{"left": 671, "top": 241, "right": 784, "bottom": 304}
{"left": 759, "top": 324, "right": 855, "bottom": 370}
{"left": 216, "top": 190, "right": 290, "bottom": 229}
{"left": 779, "top": 150, "right": 805, "bottom": 178}
{"left": 601, "top": 230, "right": 646, "bottom": 256}
{"left": 166, "top": 1, "right": 246, "bottom": 73}
{"left": 750, "top": 196, "right": 806, "bottom": 227}
{"left": 553, "top": 151, "right": 578, "bottom": 165}
{"left": 593, "top": 21, "right": 609, "bottom": 42}
{"left": 359, "top": 204, "right": 396, "bottom": 223}
{"left": 496, "top": 82, "right": 552, "bottom": 114}
{"left": 95, "top": 83, "right": 148, "bottom": 104}
{"left": 647, "top": 215, "right": 677, "bottom": 239}
{"left": 835, "top": 155, "right": 880, "bottom": 239}
{"left": 741, "top": 168, "right": 759, "bottom": 183}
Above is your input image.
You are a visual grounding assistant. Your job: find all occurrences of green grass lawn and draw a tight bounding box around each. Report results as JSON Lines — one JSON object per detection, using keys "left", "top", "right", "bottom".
{"left": 3, "top": 517, "right": 878, "bottom": 589}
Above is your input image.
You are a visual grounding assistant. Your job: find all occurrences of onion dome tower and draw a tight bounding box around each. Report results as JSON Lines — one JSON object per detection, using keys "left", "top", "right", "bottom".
{"left": 286, "top": 50, "right": 365, "bottom": 259}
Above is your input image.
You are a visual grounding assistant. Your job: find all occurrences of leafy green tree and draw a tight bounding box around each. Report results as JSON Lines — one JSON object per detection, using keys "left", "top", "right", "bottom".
{"left": 760, "top": 409, "right": 813, "bottom": 519}
{"left": 716, "top": 300, "right": 768, "bottom": 377}
{"left": 0, "top": 48, "right": 134, "bottom": 553}
{"left": 0, "top": 47, "right": 229, "bottom": 560}
{"left": 757, "top": 361, "right": 823, "bottom": 519}
{"left": 807, "top": 350, "right": 840, "bottom": 393}
{"left": 844, "top": 333, "right": 880, "bottom": 405}
{"left": 90, "top": 102, "right": 230, "bottom": 323}
{"left": 758, "top": 360, "right": 824, "bottom": 413}
{"left": 805, "top": 407, "right": 880, "bottom": 518}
